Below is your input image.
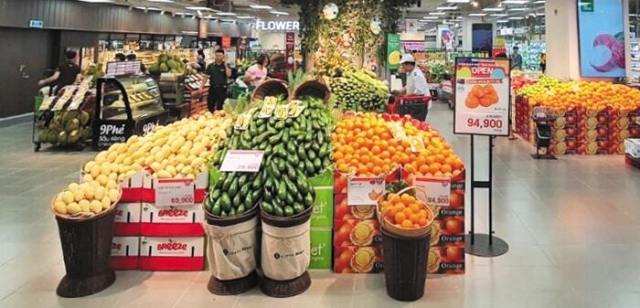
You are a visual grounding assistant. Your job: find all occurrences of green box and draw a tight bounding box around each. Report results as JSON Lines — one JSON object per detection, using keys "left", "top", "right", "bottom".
{"left": 308, "top": 169, "right": 334, "bottom": 188}
{"left": 310, "top": 228, "right": 332, "bottom": 270}
{"left": 311, "top": 188, "right": 333, "bottom": 228}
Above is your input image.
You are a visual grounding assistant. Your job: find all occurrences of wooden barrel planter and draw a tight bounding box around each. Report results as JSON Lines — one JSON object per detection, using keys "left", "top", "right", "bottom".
{"left": 251, "top": 79, "right": 289, "bottom": 102}
{"left": 292, "top": 79, "right": 331, "bottom": 104}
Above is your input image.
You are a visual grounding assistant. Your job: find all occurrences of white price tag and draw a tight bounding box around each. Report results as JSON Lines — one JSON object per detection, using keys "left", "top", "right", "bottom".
{"left": 154, "top": 179, "right": 195, "bottom": 207}
{"left": 347, "top": 177, "right": 385, "bottom": 206}
{"left": 219, "top": 150, "right": 265, "bottom": 173}
{"left": 414, "top": 177, "right": 451, "bottom": 206}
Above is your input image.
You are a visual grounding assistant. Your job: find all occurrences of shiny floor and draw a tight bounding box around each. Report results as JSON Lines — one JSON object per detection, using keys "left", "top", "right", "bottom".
{"left": 1, "top": 103, "right": 640, "bottom": 308}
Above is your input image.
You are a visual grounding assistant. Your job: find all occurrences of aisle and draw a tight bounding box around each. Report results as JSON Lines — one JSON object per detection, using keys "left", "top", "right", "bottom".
{"left": 0, "top": 104, "right": 639, "bottom": 308}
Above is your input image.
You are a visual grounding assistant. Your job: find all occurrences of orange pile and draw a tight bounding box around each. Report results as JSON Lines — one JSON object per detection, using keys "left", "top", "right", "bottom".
{"left": 465, "top": 84, "right": 499, "bottom": 109}
{"left": 332, "top": 113, "right": 464, "bottom": 178}
{"left": 379, "top": 192, "right": 433, "bottom": 229}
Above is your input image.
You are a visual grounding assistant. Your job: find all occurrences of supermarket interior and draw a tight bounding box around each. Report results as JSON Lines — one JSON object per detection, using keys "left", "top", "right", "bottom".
{"left": 1, "top": 0, "right": 640, "bottom": 307}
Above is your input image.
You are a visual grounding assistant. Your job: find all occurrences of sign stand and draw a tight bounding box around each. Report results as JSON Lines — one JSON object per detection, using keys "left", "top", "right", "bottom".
{"left": 464, "top": 135, "right": 508, "bottom": 257}
{"left": 452, "top": 57, "right": 510, "bottom": 258}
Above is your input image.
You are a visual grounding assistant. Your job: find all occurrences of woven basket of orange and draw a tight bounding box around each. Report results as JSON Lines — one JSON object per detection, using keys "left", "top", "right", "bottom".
{"left": 376, "top": 183, "right": 434, "bottom": 238}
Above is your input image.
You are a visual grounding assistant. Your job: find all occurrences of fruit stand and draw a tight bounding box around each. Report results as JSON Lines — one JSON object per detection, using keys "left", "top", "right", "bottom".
{"left": 516, "top": 77, "right": 640, "bottom": 155}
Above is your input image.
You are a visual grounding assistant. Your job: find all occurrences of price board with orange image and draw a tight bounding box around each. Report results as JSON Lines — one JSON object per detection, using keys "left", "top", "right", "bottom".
{"left": 454, "top": 58, "right": 511, "bottom": 136}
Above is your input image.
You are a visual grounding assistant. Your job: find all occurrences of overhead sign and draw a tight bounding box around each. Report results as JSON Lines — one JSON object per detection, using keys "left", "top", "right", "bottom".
{"left": 577, "top": 0, "right": 625, "bottom": 78}
{"left": 29, "top": 20, "right": 44, "bottom": 28}
{"left": 255, "top": 20, "right": 299, "bottom": 32}
{"left": 453, "top": 57, "right": 511, "bottom": 136}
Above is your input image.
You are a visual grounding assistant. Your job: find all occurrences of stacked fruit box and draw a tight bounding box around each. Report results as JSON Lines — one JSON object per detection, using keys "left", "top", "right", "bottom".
{"left": 549, "top": 107, "right": 580, "bottom": 155}
{"left": 308, "top": 171, "right": 334, "bottom": 270}
{"left": 577, "top": 107, "right": 610, "bottom": 155}
{"left": 332, "top": 171, "right": 399, "bottom": 274}
{"left": 109, "top": 169, "right": 207, "bottom": 271}
{"left": 609, "top": 108, "right": 629, "bottom": 154}
{"left": 629, "top": 107, "right": 640, "bottom": 139}
{"left": 515, "top": 96, "right": 534, "bottom": 143}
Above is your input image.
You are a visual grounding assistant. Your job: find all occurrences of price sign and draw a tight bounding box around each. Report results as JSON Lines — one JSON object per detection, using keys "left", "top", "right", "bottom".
{"left": 408, "top": 136, "right": 426, "bottom": 153}
{"left": 453, "top": 57, "right": 511, "bottom": 136}
{"left": 274, "top": 104, "right": 289, "bottom": 120}
{"left": 219, "top": 150, "right": 265, "bottom": 172}
{"left": 414, "top": 177, "right": 451, "bottom": 206}
{"left": 154, "top": 179, "right": 195, "bottom": 207}
{"left": 347, "top": 177, "right": 385, "bottom": 206}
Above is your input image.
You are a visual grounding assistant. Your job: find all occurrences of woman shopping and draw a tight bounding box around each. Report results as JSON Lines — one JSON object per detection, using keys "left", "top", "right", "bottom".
{"left": 243, "top": 54, "right": 270, "bottom": 88}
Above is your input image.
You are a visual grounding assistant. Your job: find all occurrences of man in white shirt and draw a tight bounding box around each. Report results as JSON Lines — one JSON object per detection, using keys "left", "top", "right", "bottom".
{"left": 399, "top": 54, "right": 429, "bottom": 96}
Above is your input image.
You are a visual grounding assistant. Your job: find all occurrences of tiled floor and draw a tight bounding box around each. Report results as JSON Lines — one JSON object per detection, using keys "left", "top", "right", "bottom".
{"left": 1, "top": 103, "right": 640, "bottom": 307}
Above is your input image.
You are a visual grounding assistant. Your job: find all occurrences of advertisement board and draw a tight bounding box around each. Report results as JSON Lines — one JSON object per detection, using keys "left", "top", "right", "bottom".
{"left": 577, "top": 0, "right": 626, "bottom": 78}
{"left": 453, "top": 58, "right": 511, "bottom": 136}
{"left": 387, "top": 34, "right": 401, "bottom": 70}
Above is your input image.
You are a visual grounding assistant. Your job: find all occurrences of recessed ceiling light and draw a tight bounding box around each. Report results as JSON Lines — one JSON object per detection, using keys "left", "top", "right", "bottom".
{"left": 216, "top": 12, "right": 237, "bottom": 16}
{"left": 429, "top": 12, "right": 447, "bottom": 15}
{"left": 490, "top": 13, "right": 508, "bottom": 17}
{"left": 482, "top": 7, "right": 505, "bottom": 11}
{"left": 77, "top": 0, "right": 114, "bottom": 3}
{"left": 148, "top": 0, "right": 174, "bottom": 3}
{"left": 502, "top": 0, "right": 529, "bottom": 4}
{"left": 237, "top": 15, "right": 254, "bottom": 19}
{"left": 250, "top": 4, "right": 273, "bottom": 9}
{"left": 508, "top": 8, "right": 528, "bottom": 11}
{"left": 269, "top": 10, "right": 289, "bottom": 15}
{"left": 497, "top": 20, "right": 509, "bottom": 23}
{"left": 508, "top": 16, "right": 525, "bottom": 20}
{"left": 468, "top": 13, "right": 487, "bottom": 16}
{"left": 423, "top": 16, "right": 439, "bottom": 19}
{"left": 437, "top": 6, "right": 458, "bottom": 10}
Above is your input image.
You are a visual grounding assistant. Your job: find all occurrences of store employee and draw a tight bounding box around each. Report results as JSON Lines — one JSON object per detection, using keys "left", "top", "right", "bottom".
{"left": 399, "top": 54, "right": 429, "bottom": 96}
{"left": 38, "top": 50, "right": 81, "bottom": 95}
{"left": 205, "top": 49, "right": 232, "bottom": 112}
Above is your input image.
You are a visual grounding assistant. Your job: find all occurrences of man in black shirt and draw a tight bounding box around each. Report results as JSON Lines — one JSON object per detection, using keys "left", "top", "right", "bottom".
{"left": 205, "top": 49, "right": 231, "bottom": 112}
{"left": 126, "top": 53, "right": 147, "bottom": 74}
{"left": 38, "top": 50, "right": 81, "bottom": 95}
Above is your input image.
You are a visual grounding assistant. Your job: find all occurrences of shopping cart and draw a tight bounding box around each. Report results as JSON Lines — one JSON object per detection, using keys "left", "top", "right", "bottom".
{"left": 530, "top": 106, "right": 557, "bottom": 160}
{"left": 387, "top": 95, "right": 432, "bottom": 121}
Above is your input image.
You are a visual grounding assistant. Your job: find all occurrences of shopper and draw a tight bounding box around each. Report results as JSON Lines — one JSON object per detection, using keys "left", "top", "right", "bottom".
{"left": 540, "top": 52, "right": 546, "bottom": 74}
{"left": 38, "top": 50, "right": 81, "bottom": 95}
{"left": 243, "top": 54, "right": 270, "bottom": 87}
{"left": 510, "top": 47, "right": 523, "bottom": 71}
{"left": 197, "top": 49, "right": 206, "bottom": 73}
{"left": 398, "top": 54, "right": 428, "bottom": 96}
{"left": 205, "top": 49, "right": 232, "bottom": 112}
{"left": 114, "top": 53, "right": 126, "bottom": 62}
{"left": 126, "top": 53, "right": 147, "bottom": 74}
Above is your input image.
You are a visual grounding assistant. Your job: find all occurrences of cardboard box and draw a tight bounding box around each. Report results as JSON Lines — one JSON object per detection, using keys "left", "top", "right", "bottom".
{"left": 114, "top": 202, "right": 142, "bottom": 236}
{"left": 141, "top": 171, "right": 208, "bottom": 204}
{"left": 334, "top": 193, "right": 376, "bottom": 221}
{"left": 139, "top": 236, "right": 205, "bottom": 271}
{"left": 625, "top": 139, "right": 640, "bottom": 158}
{"left": 309, "top": 228, "right": 332, "bottom": 270}
{"left": 111, "top": 236, "right": 140, "bottom": 270}
{"left": 140, "top": 203, "right": 205, "bottom": 237}
{"left": 333, "top": 219, "right": 382, "bottom": 248}
{"left": 311, "top": 188, "right": 334, "bottom": 228}
{"left": 333, "top": 246, "right": 383, "bottom": 274}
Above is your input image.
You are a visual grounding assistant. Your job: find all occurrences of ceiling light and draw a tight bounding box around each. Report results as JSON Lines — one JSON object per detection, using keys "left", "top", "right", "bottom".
{"left": 250, "top": 4, "right": 273, "bottom": 9}
{"left": 508, "top": 16, "right": 525, "bottom": 19}
{"left": 148, "top": 0, "right": 174, "bottom": 3}
{"left": 490, "top": 13, "right": 508, "bottom": 17}
{"left": 237, "top": 15, "right": 254, "bottom": 19}
{"left": 468, "top": 13, "right": 487, "bottom": 16}
{"left": 437, "top": 6, "right": 458, "bottom": 10}
{"left": 134, "top": 6, "right": 146, "bottom": 10}
{"left": 533, "top": 0, "right": 545, "bottom": 3}
{"left": 429, "top": 12, "right": 447, "bottom": 15}
{"left": 221, "top": 19, "right": 236, "bottom": 23}
{"left": 186, "top": 6, "right": 215, "bottom": 11}
{"left": 216, "top": 12, "right": 237, "bottom": 16}
{"left": 471, "top": 1, "right": 479, "bottom": 6}
{"left": 269, "top": 10, "right": 289, "bottom": 15}
{"left": 483, "top": 7, "right": 505, "bottom": 11}
{"left": 497, "top": 20, "right": 509, "bottom": 23}
{"left": 446, "top": 0, "right": 470, "bottom": 2}
{"left": 508, "top": 8, "right": 528, "bottom": 11}
{"left": 423, "top": 16, "right": 439, "bottom": 19}
{"left": 77, "top": 0, "right": 114, "bottom": 3}
{"left": 502, "top": 0, "right": 529, "bottom": 4}
{"left": 147, "top": 7, "right": 161, "bottom": 11}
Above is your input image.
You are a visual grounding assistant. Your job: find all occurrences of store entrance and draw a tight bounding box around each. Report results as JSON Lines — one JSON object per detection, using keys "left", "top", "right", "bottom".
{"left": 0, "top": 28, "right": 54, "bottom": 119}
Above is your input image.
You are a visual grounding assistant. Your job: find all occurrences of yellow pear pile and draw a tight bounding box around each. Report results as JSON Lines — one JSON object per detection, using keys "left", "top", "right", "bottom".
{"left": 53, "top": 181, "right": 120, "bottom": 216}
{"left": 82, "top": 111, "right": 233, "bottom": 183}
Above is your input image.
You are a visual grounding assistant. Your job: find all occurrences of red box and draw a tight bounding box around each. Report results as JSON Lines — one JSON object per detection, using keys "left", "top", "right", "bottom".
{"left": 333, "top": 219, "right": 382, "bottom": 248}
{"left": 111, "top": 236, "right": 140, "bottom": 270}
{"left": 333, "top": 246, "right": 383, "bottom": 274}
{"left": 139, "top": 236, "right": 205, "bottom": 271}
{"left": 140, "top": 203, "right": 205, "bottom": 236}
{"left": 113, "top": 202, "right": 142, "bottom": 236}
{"left": 334, "top": 193, "right": 377, "bottom": 221}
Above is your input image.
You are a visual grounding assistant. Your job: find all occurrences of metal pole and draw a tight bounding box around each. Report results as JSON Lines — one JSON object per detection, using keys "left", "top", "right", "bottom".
{"left": 470, "top": 135, "right": 475, "bottom": 245}
{"left": 488, "top": 136, "right": 493, "bottom": 245}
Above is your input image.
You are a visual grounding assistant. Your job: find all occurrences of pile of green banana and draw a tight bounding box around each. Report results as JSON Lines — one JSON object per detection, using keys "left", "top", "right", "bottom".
{"left": 205, "top": 97, "right": 333, "bottom": 218}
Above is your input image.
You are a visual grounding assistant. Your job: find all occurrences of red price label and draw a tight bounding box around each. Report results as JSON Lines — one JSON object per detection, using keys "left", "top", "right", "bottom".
{"left": 154, "top": 179, "right": 195, "bottom": 207}
{"left": 467, "top": 117, "right": 504, "bottom": 130}
{"left": 414, "top": 177, "right": 451, "bottom": 207}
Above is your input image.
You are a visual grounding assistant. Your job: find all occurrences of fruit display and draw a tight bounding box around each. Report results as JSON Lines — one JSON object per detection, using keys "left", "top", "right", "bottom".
{"left": 148, "top": 53, "right": 196, "bottom": 75}
{"left": 313, "top": 53, "right": 355, "bottom": 77}
{"left": 84, "top": 63, "right": 106, "bottom": 83}
{"left": 82, "top": 112, "right": 232, "bottom": 183}
{"left": 464, "top": 85, "right": 499, "bottom": 109}
{"left": 516, "top": 78, "right": 640, "bottom": 154}
{"left": 38, "top": 110, "right": 93, "bottom": 146}
{"left": 52, "top": 181, "right": 121, "bottom": 217}
{"left": 332, "top": 113, "right": 464, "bottom": 179}
{"left": 207, "top": 97, "right": 334, "bottom": 218}
{"left": 510, "top": 72, "right": 540, "bottom": 93}
{"left": 330, "top": 70, "right": 389, "bottom": 112}
{"left": 378, "top": 189, "right": 434, "bottom": 230}
{"left": 417, "top": 60, "right": 449, "bottom": 83}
